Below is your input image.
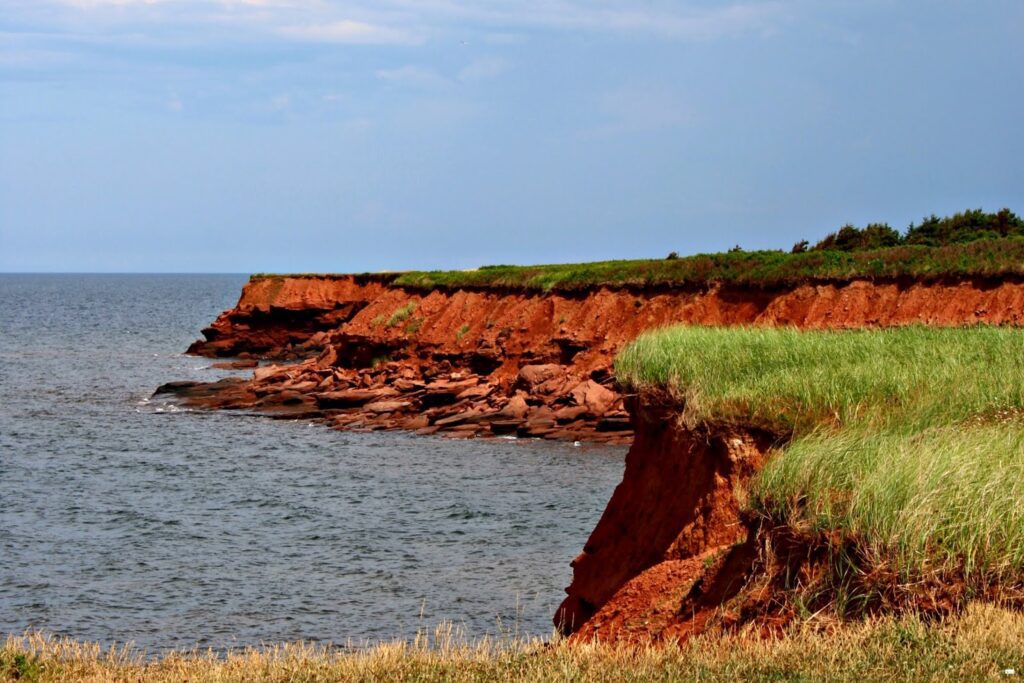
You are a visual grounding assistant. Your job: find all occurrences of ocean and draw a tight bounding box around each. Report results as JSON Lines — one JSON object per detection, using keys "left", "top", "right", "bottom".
{"left": 0, "top": 274, "right": 625, "bottom": 652}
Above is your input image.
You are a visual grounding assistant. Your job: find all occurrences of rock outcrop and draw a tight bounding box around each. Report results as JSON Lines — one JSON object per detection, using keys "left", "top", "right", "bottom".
{"left": 168, "top": 274, "right": 1024, "bottom": 444}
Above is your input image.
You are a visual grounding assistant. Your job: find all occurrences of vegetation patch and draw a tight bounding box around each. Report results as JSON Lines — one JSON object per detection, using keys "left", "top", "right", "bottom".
{"left": 5, "top": 605, "right": 1024, "bottom": 681}
{"left": 616, "top": 326, "right": 1024, "bottom": 581}
{"left": 387, "top": 302, "right": 417, "bottom": 328}
{"left": 393, "top": 237, "right": 1024, "bottom": 292}
{"left": 255, "top": 209, "right": 1024, "bottom": 293}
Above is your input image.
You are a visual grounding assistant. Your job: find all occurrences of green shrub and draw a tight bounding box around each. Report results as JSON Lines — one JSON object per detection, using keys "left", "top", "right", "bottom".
{"left": 905, "top": 208, "right": 1024, "bottom": 246}
{"left": 813, "top": 223, "right": 902, "bottom": 252}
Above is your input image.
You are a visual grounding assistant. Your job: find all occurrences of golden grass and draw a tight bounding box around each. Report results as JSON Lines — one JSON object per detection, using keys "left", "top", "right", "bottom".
{"left": 5, "top": 604, "right": 1024, "bottom": 682}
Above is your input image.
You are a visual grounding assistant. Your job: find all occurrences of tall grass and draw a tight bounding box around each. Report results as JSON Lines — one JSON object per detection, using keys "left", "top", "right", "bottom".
{"left": 616, "top": 326, "right": 1024, "bottom": 578}
{"left": 5, "top": 605, "right": 1024, "bottom": 682}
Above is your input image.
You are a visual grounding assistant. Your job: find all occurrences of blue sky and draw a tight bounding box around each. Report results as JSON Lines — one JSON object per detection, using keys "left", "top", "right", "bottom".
{"left": 1, "top": 0, "right": 1021, "bottom": 272}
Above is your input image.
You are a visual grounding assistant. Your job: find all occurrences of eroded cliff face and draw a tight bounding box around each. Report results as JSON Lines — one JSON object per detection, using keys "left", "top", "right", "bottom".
{"left": 555, "top": 397, "right": 777, "bottom": 639}
{"left": 169, "top": 274, "right": 1024, "bottom": 642}
{"left": 171, "top": 275, "right": 1024, "bottom": 443}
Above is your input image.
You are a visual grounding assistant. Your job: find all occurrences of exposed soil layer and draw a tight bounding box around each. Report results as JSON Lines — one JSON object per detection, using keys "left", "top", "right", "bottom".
{"left": 174, "top": 275, "right": 1024, "bottom": 443}
{"left": 559, "top": 395, "right": 1024, "bottom": 645}
{"left": 556, "top": 396, "right": 777, "bottom": 638}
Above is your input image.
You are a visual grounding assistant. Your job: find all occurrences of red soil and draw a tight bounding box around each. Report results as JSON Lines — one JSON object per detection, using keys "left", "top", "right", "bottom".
{"left": 176, "top": 275, "right": 1024, "bottom": 443}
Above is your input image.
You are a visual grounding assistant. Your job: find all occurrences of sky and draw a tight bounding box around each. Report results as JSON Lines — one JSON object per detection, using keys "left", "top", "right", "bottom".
{"left": 0, "top": 0, "right": 1021, "bottom": 273}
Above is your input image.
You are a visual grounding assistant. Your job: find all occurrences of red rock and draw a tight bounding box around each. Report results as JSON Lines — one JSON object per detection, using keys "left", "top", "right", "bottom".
{"left": 210, "top": 359, "right": 259, "bottom": 369}
{"left": 434, "top": 410, "right": 484, "bottom": 427}
{"left": 402, "top": 415, "right": 430, "bottom": 430}
{"left": 489, "top": 419, "right": 522, "bottom": 435}
{"left": 283, "top": 380, "right": 319, "bottom": 393}
{"left": 518, "top": 364, "right": 563, "bottom": 389}
{"left": 364, "top": 400, "right": 413, "bottom": 414}
{"left": 497, "top": 395, "right": 529, "bottom": 419}
{"left": 393, "top": 379, "right": 426, "bottom": 393}
{"left": 554, "top": 405, "right": 589, "bottom": 424}
{"left": 570, "top": 380, "right": 617, "bottom": 416}
{"left": 253, "top": 365, "right": 287, "bottom": 382}
{"left": 315, "top": 387, "right": 398, "bottom": 408}
{"left": 315, "top": 345, "right": 339, "bottom": 368}
{"left": 456, "top": 384, "right": 494, "bottom": 401}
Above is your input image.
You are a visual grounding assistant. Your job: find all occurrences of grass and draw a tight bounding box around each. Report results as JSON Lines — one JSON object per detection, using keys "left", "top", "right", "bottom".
{"left": 5, "top": 604, "right": 1024, "bottom": 682}
{"left": 386, "top": 302, "right": 417, "bottom": 328}
{"left": 616, "top": 326, "right": 1024, "bottom": 579}
{"left": 251, "top": 237, "right": 1024, "bottom": 293}
{"left": 391, "top": 238, "right": 1024, "bottom": 292}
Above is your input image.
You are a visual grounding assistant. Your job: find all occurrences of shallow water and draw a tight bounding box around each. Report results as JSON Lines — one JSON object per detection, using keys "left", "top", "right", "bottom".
{"left": 0, "top": 274, "right": 625, "bottom": 652}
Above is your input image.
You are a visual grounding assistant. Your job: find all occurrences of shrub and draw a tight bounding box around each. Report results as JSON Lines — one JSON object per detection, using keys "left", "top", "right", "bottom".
{"left": 904, "top": 208, "right": 1024, "bottom": 247}
{"left": 813, "top": 223, "right": 901, "bottom": 252}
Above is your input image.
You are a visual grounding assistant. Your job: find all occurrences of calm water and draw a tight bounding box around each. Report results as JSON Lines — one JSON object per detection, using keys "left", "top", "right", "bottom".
{"left": 0, "top": 274, "right": 625, "bottom": 652}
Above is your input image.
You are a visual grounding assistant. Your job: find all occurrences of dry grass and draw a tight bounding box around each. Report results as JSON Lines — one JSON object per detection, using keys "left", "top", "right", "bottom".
{"left": 4, "top": 605, "right": 1024, "bottom": 681}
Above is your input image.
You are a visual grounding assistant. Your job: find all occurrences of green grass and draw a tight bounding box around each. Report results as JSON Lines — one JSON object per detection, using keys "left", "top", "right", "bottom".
{"left": 386, "top": 302, "right": 417, "bottom": 328}
{"left": 5, "top": 604, "right": 1024, "bottom": 681}
{"left": 251, "top": 237, "right": 1024, "bottom": 293}
{"left": 391, "top": 238, "right": 1024, "bottom": 292}
{"left": 616, "top": 325, "right": 1024, "bottom": 579}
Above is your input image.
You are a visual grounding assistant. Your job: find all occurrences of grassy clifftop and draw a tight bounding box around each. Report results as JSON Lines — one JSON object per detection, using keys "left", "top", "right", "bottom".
{"left": 617, "top": 326, "right": 1024, "bottom": 579}
{"left": 394, "top": 238, "right": 1024, "bottom": 291}
{"left": 254, "top": 237, "right": 1024, "bottom": 292}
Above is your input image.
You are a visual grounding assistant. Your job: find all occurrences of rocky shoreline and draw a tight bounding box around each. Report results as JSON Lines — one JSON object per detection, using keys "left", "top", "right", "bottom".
{"left": 160, "top": 272, "right": 1024, "bottom": 643}
{"left": 158, "top": 273, "right": 1024, "bottom": 446}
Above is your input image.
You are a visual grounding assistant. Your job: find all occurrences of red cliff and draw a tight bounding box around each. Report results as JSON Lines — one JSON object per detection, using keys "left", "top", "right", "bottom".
{"left": 167, "top": 273, "right": 1024, "bottom": 642}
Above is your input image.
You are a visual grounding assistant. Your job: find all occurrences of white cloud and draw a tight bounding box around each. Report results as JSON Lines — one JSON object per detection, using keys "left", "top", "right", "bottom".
{"left": 54, "top": 0, "right": 164, "bottom": 7}
{"left": 458, "top": 56, "right": 508, "bottom": 82}
{"left": 280, "top": 20, "right": 421, "bottom": 45}
{"left": 375, "top": 64, "right": 448, "bottom": 87}
{"left": 379, "top": 0, "right": 786, "bottom": 41}
{"left": 18, "top": 0, "right": 786, "bottom": 42}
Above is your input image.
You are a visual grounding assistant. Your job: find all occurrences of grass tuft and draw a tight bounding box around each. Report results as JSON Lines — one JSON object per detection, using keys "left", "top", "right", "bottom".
{"left": 387, "top": 302, "right": 417, "bottom": 328}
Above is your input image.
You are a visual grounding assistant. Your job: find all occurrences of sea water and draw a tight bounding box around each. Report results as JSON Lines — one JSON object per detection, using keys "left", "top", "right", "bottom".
{"left": 0, "top": 274, "right": 625, "bottom": 652}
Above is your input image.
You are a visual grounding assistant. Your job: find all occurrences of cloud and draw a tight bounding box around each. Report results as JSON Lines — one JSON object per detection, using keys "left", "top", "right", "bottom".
{"left": 375, "top": 64, "right": 448, "bottom": 88}
{"left": 280, "top": 20, "right": 421, "bottom": 45}
{"left": 379, "top": 0, "right": 786, "bottom": 41}
{"left": 458, "top": 56, "right": 508, "bottom": 82}
{"left": 16, "top": 0, "right": 786, "bottom": 43}
{"left": 53, "top": 0, "right": 164, "bottom": 7}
